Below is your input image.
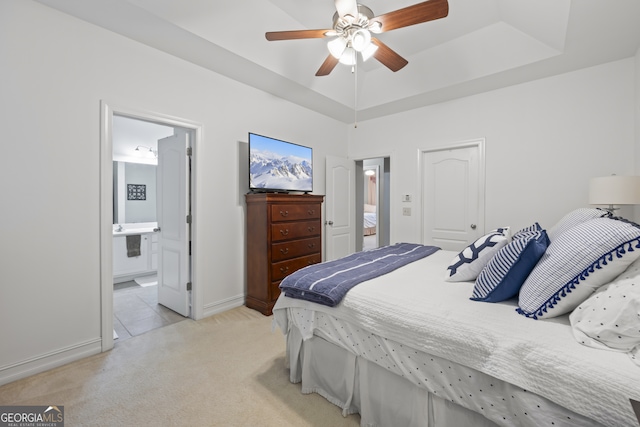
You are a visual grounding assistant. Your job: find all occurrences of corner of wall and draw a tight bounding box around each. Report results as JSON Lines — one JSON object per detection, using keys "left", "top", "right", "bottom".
{"left": 635, "top": 47, "right": 640, "bottom": 222}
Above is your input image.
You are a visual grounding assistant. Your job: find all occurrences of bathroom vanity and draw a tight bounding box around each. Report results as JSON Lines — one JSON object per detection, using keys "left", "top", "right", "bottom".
{"left": 113, "top": 227, "right": 158, "bottom": 283}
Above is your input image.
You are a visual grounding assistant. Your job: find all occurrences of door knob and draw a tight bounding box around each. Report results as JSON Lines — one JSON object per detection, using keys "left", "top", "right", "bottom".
{"left": 470, "top": 224, "right": 476, "bottom": 229}
{"left": 153, "top": 227, "right": 161, "bottom": 232}
{"left": 325, "top": 220, "right": 334, "bottom": 226}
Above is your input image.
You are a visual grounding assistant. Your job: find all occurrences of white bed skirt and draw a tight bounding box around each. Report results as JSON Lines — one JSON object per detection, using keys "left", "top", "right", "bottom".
{"left": 286, "top": 324, "right": 499, "bottom": 427}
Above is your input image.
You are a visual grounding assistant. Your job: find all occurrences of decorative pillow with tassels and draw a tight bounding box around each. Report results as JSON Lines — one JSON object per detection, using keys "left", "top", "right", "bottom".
{"left": 517, "top": 217, "right": 640, "bottom": 319}
{"left": 547, "top": 207, "right": 612, "bottom": 241}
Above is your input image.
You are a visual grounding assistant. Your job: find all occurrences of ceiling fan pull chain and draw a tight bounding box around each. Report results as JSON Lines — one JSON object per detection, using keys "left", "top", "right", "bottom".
{"left": 354, "top": 59, "right": 358, "bottom": 128}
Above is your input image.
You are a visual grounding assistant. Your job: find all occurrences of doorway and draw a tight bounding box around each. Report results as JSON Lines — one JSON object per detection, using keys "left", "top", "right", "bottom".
{"left": 100, "top": 101, "right": 201, "bottom": 352}
{"left": 355, "top": 157, "right": 390, "bottom": 252}
{"left": 111, "top": 116, "right": 189, "bottom": 342}
{"left": 325, "top": 156, "right": 391, "bottom": 260}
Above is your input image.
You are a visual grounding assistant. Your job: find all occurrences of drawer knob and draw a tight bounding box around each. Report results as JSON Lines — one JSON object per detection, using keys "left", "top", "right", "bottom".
{"left": 280, "top": 229, "right": 289, "bottom": 236}
{"left": 280, "top": 266, "right": 289, "bottom": 274}
{"left": 280, "top": 248, "right": 289, "bottom": 255}
{"left": 308, "top": 209, "right": 315, "bottom": 215}
{"left": 280, "top": 210, "right": 289, "bottom": 217}
{"left": 308, "top": 243, "right": 315, "bottom": 248}
{"left": 308, "top": 226, "right": 315, "bottom": 232}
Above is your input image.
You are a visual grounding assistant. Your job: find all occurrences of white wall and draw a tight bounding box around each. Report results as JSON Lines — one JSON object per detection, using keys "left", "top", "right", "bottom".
{"left": 349, "top": 59, "right": 638, "bottom": 243}
{"left": 0, "top": 1, "right": 347, "bottom": 384}
{"left": 636, "top": 47, "right": 640, "bottom": 173}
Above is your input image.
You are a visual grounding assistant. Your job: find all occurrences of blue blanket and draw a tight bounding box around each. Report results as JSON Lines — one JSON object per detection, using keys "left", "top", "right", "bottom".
{"left": 279, "top": 243, "right": 440, "bottom": 307}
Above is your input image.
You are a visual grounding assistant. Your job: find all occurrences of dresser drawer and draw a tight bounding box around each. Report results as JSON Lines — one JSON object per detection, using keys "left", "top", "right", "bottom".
{"left": 271, "top": 253, "right": 321, "bottom": 281}
{"left": 272, "top": 237, "right": 321, "bottom": 262}
{"left": 271, "top": 204, "right": 321, "bottom": 222}
{"left": 271, "top": 220, "right": 321, "bottom": 242}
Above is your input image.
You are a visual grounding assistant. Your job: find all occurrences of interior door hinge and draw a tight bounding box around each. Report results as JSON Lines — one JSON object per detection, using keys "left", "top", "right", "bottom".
{"left": 186, "top": 282, "right": 192, "bottom": 291}
{"left": 186, "top": 214, "right": 192, "bottom": 224}
{"left": 186, "top": 147, "right": 192, "bottom": 156}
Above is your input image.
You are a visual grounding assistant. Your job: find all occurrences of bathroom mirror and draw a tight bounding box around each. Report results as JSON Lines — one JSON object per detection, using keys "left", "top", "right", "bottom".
{"left": 113, "top": 161, "right": 157, "bottom": 224}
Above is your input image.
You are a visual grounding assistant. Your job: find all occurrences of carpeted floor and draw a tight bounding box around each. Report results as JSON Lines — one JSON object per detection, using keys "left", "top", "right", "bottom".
{"left": 0, "top": 306, "right": 361, "bottom": 426}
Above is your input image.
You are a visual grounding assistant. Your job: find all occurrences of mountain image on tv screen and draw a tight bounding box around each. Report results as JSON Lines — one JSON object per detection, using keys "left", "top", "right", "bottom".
{"left": 249, "top": 133, "right": 312, "bottom": 192}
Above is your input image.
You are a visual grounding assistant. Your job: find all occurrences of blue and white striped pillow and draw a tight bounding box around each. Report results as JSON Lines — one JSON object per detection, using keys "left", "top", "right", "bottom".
{"left": 445, "top": 227, "right": 511, "bottom": 282}
{"left": 518, "top": 217, "right": 640, "bottom": 319}
{"left": 547, "top": 208, "right": 612, "bottom": 241}
{"left": 471, "top": 230, "right": 549, "bottom": 302}
{"left": 512, "top": 222, "right": 542, "bottom": 240}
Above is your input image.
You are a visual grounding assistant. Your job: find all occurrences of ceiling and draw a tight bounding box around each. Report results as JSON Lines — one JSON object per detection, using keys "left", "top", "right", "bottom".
{"left": 112, "top": 115, "right": 173, "bottom": 163}
{"left": 36, "top": 0, "right": 640, "bottom": 124}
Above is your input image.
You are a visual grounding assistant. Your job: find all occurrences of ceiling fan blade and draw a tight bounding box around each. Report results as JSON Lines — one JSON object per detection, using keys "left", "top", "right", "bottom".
{"left": 265, "top": 29, "right": 331, "bottom": 41}
{"left": 316, "top": 55, "right": 340, "bottom": 76}
{"left": 334, "top": 0, "right": 358, "bottom": 19}
{"left": 371, "top": 0, "right": 449, "bottom": 33}
{"left": 371, "top": 38, "right": 408, "bottom": 72}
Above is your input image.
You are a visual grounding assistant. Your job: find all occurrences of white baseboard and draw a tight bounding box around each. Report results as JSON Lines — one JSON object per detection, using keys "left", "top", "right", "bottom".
{"left": 202, "top": 294, "right": 245, "bottom": 319}
{"left": 0, "top": 339, "right": 102, "bottom": 386}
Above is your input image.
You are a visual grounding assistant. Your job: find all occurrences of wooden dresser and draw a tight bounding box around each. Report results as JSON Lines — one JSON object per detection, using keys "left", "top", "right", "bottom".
{"left": 245, "top": 193, "right": 324, "bottom": 315}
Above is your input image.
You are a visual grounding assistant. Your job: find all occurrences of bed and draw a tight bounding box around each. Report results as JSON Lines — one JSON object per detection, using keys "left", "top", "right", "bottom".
{"left": 364, "top": 204, "right": 377, "bottom": 236}
{"left": 273, "top": 209, "right": 640, "bottom": 427}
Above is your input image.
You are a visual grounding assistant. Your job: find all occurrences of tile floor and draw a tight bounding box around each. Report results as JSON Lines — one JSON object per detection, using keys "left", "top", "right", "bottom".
{"left": 363, "top": 234, "right": 377, "bottom": 251}
{"left": 113, "top": 280, "right": 187, "bottom": 343}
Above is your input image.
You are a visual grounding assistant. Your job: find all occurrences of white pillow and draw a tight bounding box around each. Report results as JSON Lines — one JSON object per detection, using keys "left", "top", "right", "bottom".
{"left": 518, "top": 217, "right": 640, "bottom": 319}
{"left": 570, "top": 257, "right": 640, "bottom": 366}
{"left": 547, "top": 207, "right": 612, "bottom": 241}
{"left": 445, "top": 227, "right": 510, "bottom": 282}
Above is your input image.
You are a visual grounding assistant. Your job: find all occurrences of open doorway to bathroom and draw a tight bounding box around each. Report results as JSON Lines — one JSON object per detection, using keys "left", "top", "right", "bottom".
{"left": 100, "top": 102, "right": 200, "bottom": 352}
{"left": 356, "top": 157, "right": 390, "bottom": 251}
{"left": 111, "top": 115, "right": 188, "bottom": 343}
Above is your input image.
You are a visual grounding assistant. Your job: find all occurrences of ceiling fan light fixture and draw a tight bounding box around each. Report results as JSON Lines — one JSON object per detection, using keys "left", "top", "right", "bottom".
{"left": 338, "top": 47, "right": 357, "bottom": 65}
{"left": 369, "top": 21, "right": 382, "bottom": 33}
{"left": 351, "top": 28, "right": 371, "bottom": 52}
{"left": 361, "top": 43, "right": 378, "bottom": 61}
{"left": 327, "top": 37, "right": 347, "bottom": 59}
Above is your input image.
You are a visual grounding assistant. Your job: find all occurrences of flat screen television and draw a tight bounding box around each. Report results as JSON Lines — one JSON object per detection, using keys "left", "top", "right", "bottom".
{"left": 248, "top": 132, "right": 313, "bottom": 193}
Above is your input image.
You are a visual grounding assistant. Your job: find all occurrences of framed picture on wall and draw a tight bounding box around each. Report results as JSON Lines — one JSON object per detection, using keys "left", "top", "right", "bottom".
{"left": 127, "top": 184, "right": 146, "bottom": 201}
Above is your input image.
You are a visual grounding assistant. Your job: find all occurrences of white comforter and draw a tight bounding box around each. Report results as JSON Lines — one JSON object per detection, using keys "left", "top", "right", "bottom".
{"left": 273, "top": 249, "right": 640, "bottom": 427}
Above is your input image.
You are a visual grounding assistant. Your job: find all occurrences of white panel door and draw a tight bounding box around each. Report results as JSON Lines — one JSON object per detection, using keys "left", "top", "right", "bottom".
{"left": 422, "top": 143, "right": 484, "bottom": 251}
{"left": 157, "top": 129, "right": 190, "bottom": 317}
{"left": 325, "top": 155, "right": 355, "bottom": 261}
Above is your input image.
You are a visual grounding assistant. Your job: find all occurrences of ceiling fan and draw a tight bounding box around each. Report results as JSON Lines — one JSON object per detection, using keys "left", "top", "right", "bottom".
{"left": 265, "top": 0, "right": 449, "bottom": 76}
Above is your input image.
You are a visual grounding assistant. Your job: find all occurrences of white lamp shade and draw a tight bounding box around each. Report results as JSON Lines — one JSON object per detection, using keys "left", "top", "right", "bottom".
{"left": 361, "top": 43, "right": 378, "bottom": 61}
{"left": 351, "top": 28, "right": 371, "bottom": 52}
{"left": 327, "top": 37, "right": 347, "bottom": 59}
{"left": 589, "top": 175, "right": 640, "bottom": 206}
{"left": 338, "top": 48, "right": 357, "bottom": 65}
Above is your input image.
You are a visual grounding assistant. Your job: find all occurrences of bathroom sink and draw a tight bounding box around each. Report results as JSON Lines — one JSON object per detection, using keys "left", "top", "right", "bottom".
{"left": 112, "top": 227, "right": 156, "bottom": 236}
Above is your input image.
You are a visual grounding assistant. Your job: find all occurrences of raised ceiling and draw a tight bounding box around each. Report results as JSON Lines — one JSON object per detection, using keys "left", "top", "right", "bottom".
{"left": 36, "top": 0, "right": 640, "bottom": 124}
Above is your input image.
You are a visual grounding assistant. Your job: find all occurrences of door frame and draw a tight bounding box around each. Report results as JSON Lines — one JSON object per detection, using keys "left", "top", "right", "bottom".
{"left": 363, "top": 163, "right": 380, "bottom": 248}
{"left": 99, "top": 100, "right": 202, "bottom": 352}
{"left": 358, "top": 153, "right": 393, "bottom": 246}
{"left": 418, "top": 138, "right": 486, "bottom": 247}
